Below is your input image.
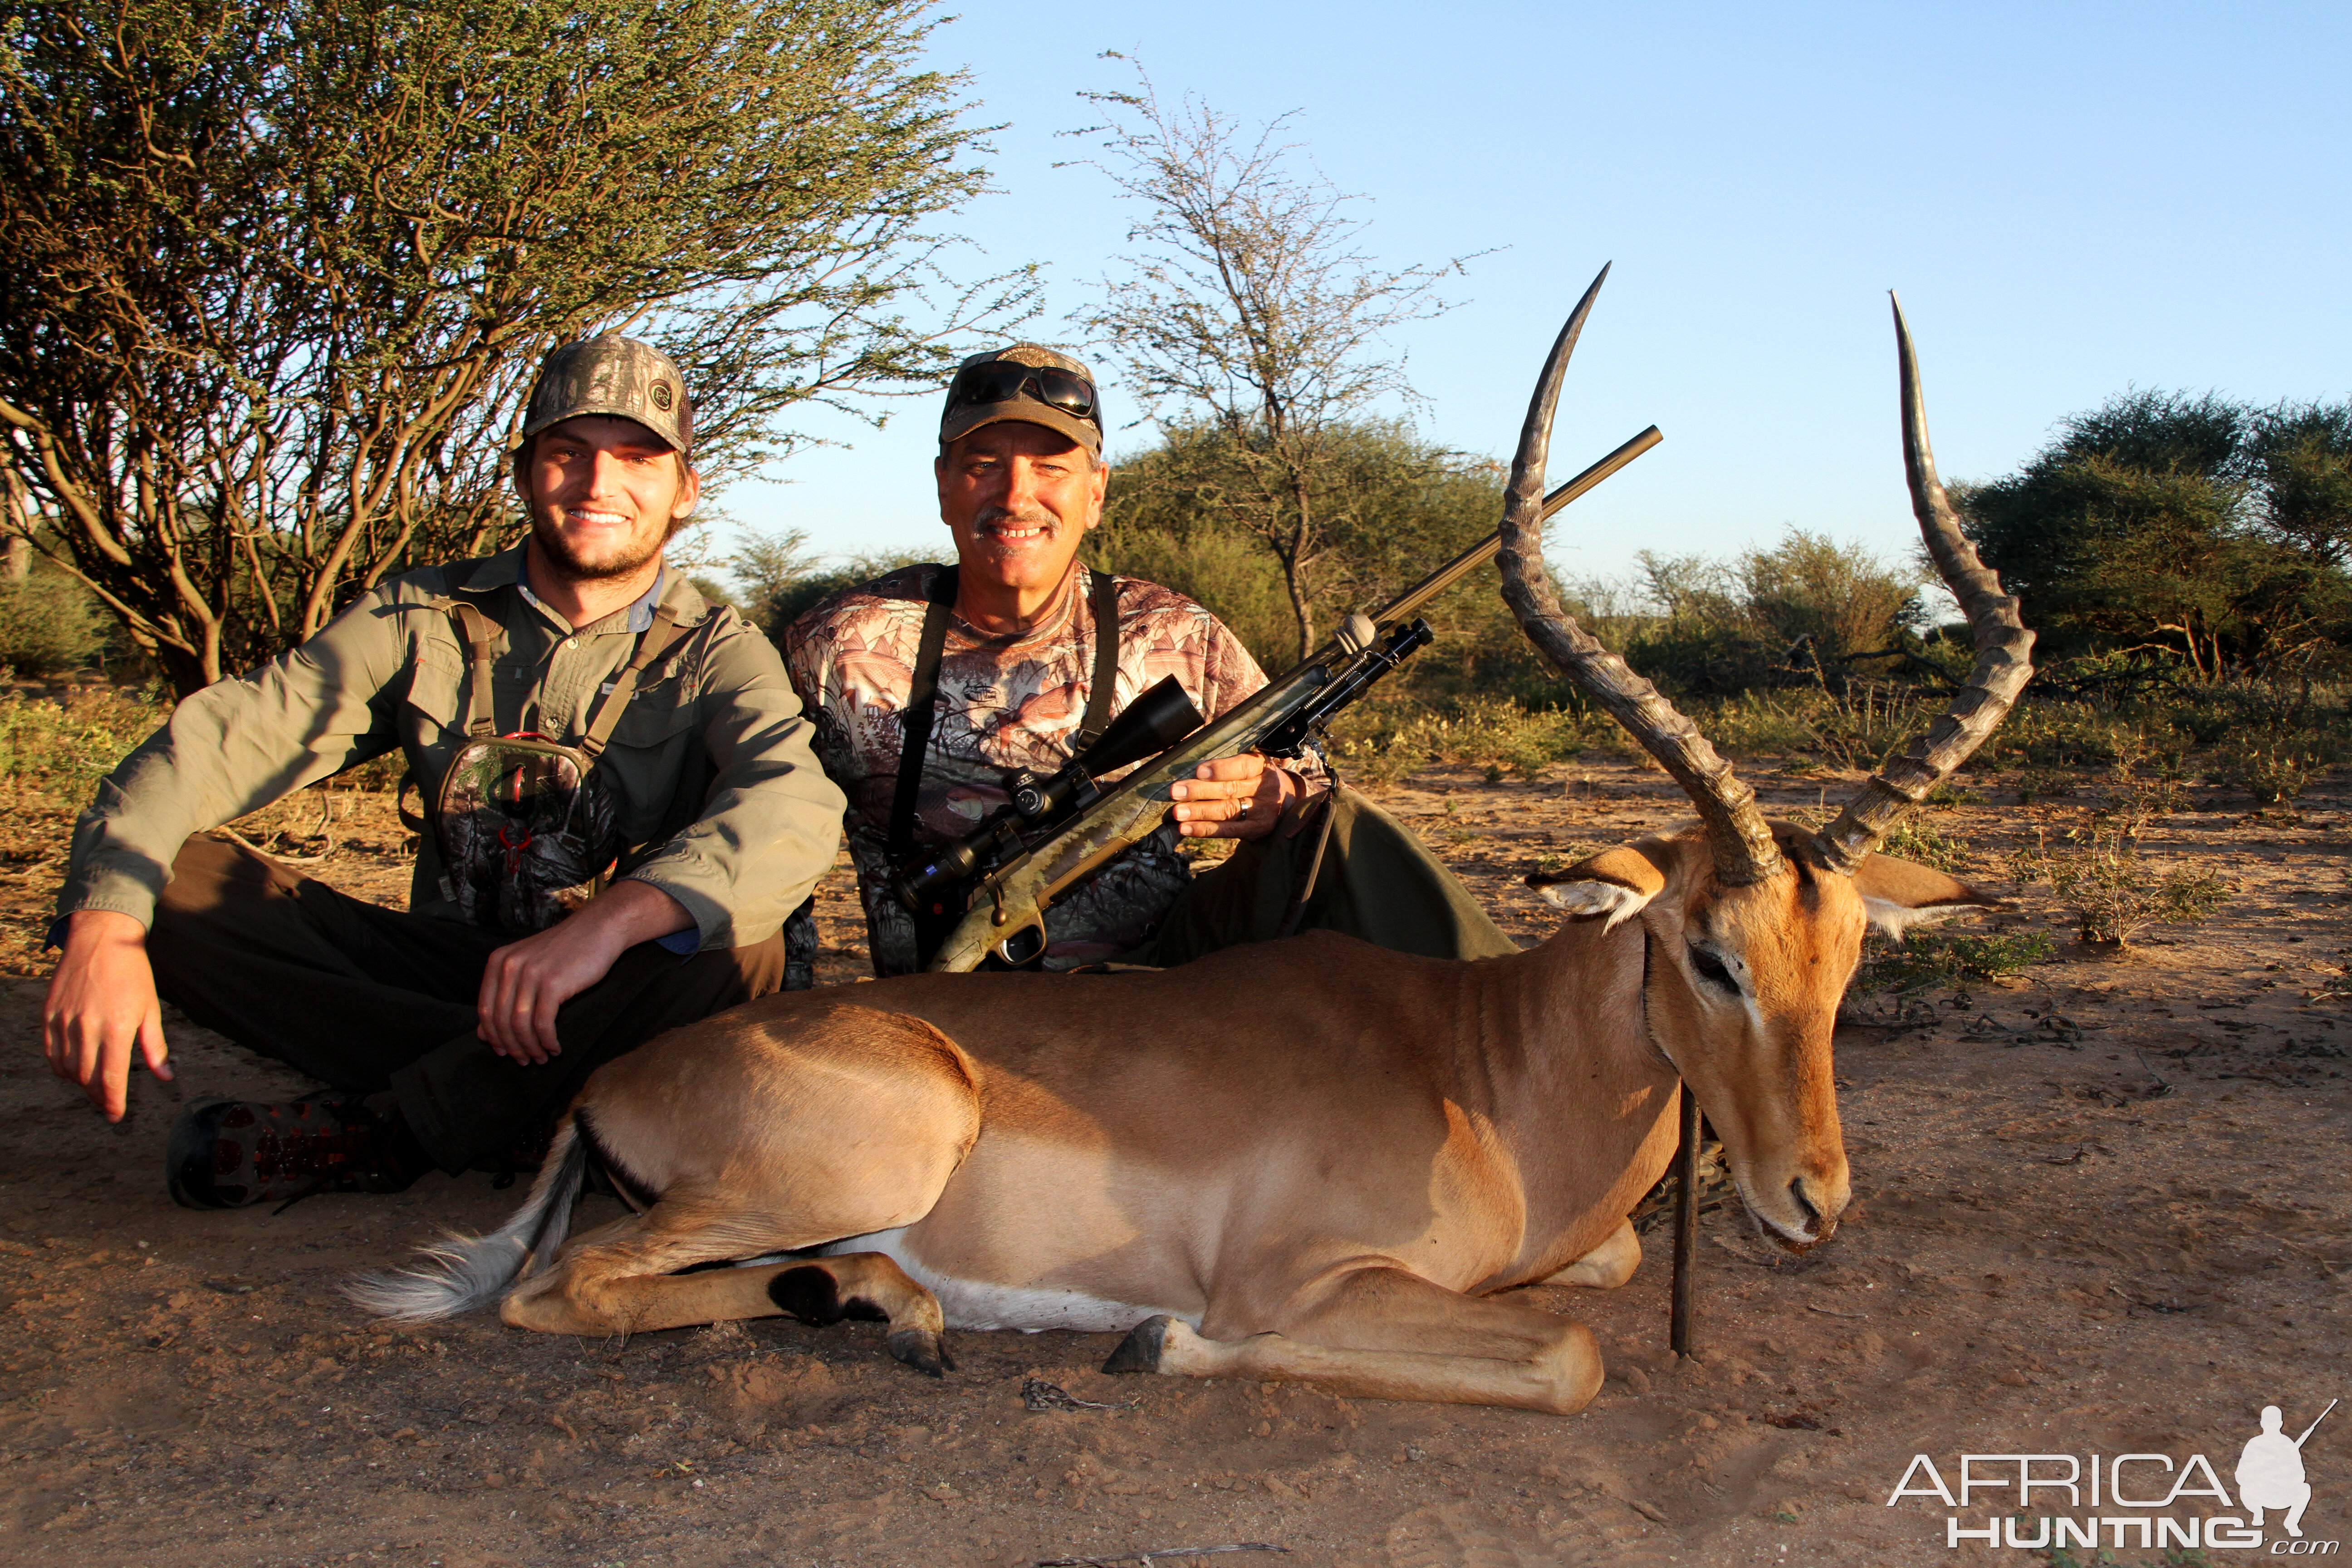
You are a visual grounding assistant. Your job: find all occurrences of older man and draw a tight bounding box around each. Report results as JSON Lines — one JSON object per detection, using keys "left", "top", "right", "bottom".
{"left": 779, "top": 344, "right": 1510, "bottom": 975}
{"left": 42, "top": 335, "right": 844, "bottom": 1206}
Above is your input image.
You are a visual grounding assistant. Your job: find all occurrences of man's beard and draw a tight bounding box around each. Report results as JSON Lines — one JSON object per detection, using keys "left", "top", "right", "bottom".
{"left": 530, "top": 511, "right": 668, "bottom": 583}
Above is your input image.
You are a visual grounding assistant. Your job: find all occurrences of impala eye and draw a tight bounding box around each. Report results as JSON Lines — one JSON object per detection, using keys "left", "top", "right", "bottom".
{"left": 1688, "top": 944, "right": 1739, "bottom": 995}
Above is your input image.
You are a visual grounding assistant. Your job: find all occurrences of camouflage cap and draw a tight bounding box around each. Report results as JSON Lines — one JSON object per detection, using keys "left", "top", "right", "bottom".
{"left": 939, "top": 343, "right": 1102, "bottom": 456}
{"left": 520, "top": 333, "right": 694, "bottom": 459}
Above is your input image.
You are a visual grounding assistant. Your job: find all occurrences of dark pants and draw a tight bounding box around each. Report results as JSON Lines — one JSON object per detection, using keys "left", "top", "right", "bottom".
{"left": 148, "top": 836, "right": 784, "bottom": 1173}
{"left": 1142, "top": 787, "right": 1521, "bottom": 967}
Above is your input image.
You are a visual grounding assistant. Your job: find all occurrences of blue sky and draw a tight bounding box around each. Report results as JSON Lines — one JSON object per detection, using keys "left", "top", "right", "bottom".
{"left": 714, "top": 2, "right": 2351, "bottom": 591}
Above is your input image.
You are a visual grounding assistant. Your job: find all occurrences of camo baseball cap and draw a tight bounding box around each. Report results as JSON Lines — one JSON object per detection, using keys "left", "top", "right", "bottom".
{"left": 520, "top": 333, "right": 693, "bottom": 459}
{"left": 939, "top": 344, "right": 1102, "bottom": 455}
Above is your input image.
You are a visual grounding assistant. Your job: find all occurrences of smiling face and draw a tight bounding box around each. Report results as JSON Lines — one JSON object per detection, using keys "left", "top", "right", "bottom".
{"left": 516, "top": 415, "right": 700, "bottom": 583}
{"left": 935, "top": 421, "right": 1107, "bottom": 600}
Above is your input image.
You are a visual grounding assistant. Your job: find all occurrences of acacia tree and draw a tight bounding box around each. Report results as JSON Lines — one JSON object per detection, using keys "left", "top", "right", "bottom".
{"left": 1094, "top": 419, "right": 1500, "bottom": 665}
{"left": 0, "top": 0, "right": 1027, "bottom": 695}
{"left": 1958, "top": 391, "right": 2352, "bottom": 677}
{"left": 1069, "top": 64, "right": 1470, "bottom": 658}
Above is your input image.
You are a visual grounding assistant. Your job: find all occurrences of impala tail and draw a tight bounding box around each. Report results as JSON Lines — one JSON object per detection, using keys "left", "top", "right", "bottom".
{"left": 345, "top": 1118, "right": 591, "bottom": 1322}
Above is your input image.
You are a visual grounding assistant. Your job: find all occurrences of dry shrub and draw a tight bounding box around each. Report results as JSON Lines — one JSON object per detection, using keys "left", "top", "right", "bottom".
{"left": 0, "top": 573, "right": 109, "bottom": 675}
{"left": 1858, "top": 930, "right": 2054, "bottom": 994}
{"left": 2009, "top": 823, "right": 2228, "bottom": 946}
{"left": 1876, "top": 818, "right": 1970, "bottom": 872}
{"left": 0, "top": 685, "right": 168, "bottom": 806}
{"left": 2210, "top": 736, "right": 2328, "bottom": 804}
{"left": 2091, "top": 762, "right": 2184, "bottom": 840}
{"left": 1329, "top": 699, "right": 1596, "bottom": 786}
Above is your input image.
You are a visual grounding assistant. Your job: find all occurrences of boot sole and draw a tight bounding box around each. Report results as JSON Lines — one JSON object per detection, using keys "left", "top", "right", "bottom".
{"left": 166, "top": 1098, "right": 238, "bottom": 1210}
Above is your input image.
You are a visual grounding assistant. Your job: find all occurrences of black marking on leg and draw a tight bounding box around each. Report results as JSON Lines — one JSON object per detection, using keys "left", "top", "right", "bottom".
{"left": 1102, "top": 1314, "right": 1171, "bottom": 1375}
{"left": 768, "top": 1265, "right": 846, "bottom": 1325}
{"left": 840, "top": 1294, "right": 889, "bottom": 1323}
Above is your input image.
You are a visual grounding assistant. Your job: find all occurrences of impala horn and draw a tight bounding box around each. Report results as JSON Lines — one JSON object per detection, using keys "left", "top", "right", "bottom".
{"left": 1810, "top": 295, "right": 2035, "bottom": 874}
{"left": 1496, "top": 266, "right": 1787, "bottom": 887}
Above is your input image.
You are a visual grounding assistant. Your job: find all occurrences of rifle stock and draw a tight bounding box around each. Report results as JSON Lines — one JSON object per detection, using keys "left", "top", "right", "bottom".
{"left": 923, "top": 424, "right": 1662, "bottom": 973}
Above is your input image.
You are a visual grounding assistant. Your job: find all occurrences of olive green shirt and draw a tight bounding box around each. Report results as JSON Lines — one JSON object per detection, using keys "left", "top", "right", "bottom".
{"left": 57, "top": 548, "right": 845, "bottom": 951}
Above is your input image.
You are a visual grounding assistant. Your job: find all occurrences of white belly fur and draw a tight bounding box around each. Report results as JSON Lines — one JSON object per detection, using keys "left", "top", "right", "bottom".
{"left": 806, "top": 1228, "right": 1186, "bottom": 1335}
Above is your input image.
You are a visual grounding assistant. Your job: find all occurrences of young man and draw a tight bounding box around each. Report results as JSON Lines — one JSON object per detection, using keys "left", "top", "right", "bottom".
{"left": 778, "top": 343, "right": 1510, "bottom": 976}
{"left": 42, "top": 334, "right": 845, "bottom": 1206}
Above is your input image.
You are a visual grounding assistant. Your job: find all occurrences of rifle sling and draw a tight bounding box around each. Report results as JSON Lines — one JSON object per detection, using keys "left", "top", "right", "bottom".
{"left": 889, "top": 567, "right": 958, "bottom": 865}
{"left": 1073, "top": 566, "right": 1120, "bottom": 753}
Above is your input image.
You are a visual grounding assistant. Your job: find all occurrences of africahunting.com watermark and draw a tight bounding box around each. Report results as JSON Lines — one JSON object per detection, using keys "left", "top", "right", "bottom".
{"left": 1883, "top": 1400, "right": 2337, "bottom": 1553}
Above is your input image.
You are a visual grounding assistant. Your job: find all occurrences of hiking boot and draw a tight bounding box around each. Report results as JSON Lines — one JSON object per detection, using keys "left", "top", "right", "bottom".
{"left": 167, "top": 1092, "right": 430, "bottom": 1210}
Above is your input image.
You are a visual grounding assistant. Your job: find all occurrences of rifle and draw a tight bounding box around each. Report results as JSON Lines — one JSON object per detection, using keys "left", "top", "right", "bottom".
{"left": 916, "top": 423, "right": 1664, "bottom": 973}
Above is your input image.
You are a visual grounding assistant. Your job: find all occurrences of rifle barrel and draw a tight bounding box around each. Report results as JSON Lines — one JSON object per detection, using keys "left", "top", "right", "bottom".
{"left": 2298, "top": 1397, "right": 2337, "bottom": 1447}
{"left": 1374, "top": 425, "right": 1662, "bottom": 628}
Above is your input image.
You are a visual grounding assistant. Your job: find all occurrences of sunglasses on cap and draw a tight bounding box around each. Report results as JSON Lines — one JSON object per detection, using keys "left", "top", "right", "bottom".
{"left": 944, "top": 361, "right": 1100, "bottom": 426}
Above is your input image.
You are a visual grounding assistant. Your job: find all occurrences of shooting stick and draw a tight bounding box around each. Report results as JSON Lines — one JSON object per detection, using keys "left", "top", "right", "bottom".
{"left": 1671, "top": 1083, "right": 1700, "bottom": 1357}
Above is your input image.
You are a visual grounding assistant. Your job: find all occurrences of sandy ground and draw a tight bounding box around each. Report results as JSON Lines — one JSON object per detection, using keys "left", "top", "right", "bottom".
{"left": 0, "top": 757, "right": 2344, "bottom": 1567}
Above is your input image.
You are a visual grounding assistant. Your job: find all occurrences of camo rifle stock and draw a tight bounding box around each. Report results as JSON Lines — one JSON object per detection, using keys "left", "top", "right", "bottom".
{"left": 924, "top": 424, "right": 1663, "bottom": 973}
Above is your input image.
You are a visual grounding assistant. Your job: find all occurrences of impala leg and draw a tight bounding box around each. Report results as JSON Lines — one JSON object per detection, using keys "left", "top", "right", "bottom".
{"left": 497, "top": 1003, "right": 980, "bottom": 1379}
{"left": 767, "top": 1253, "right": 953, "bottom": 1376}
{"left": 1104, "top": 1266, "right": 1604, "bottom": 1415}
{"left": 503, "top": 1219, "right": 954, "bottom": 1373}
{"left": 499, "top": 1194, "right": 803, "bottom": 1336}
{"left": 1543, "top": 1219, "right": 1642, "bottom": 1289}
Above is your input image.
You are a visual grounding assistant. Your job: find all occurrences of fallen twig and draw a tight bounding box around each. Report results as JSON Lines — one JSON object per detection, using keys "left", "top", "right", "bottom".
{"left": 1022, "top": 1377, "right": 1137, "bottom": 1412}
{"left": 1803, "top": 1302, "right": 1868, "bottom": 1320}
{"left": 218, "top": 825, "right": 331, "bottom": 866}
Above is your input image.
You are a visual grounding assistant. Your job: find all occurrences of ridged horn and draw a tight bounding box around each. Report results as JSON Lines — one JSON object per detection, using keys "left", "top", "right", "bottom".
{"left": 1811, "top": 294, "right": 2036, "bottom": 875}
{"left": 1496, "top": 266, "right": 1787, "bottom": 887}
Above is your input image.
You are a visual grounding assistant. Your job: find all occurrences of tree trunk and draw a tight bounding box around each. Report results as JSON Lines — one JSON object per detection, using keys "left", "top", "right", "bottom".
{"left": 1284, "top": 473, "right": 1317, "bottom": 659}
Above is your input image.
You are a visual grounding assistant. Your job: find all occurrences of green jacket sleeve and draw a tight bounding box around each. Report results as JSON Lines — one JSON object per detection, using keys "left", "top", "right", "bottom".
{"left": 56, "top": 589, "right": 412, "bottom": 931}
{"left": 616, "top": 614, "right": 846, "bottom": 951}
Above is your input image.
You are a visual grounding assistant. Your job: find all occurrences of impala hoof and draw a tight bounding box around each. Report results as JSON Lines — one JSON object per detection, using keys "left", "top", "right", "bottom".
{"left": 1102, "top": 1314, "right": 1171, "bottom": 1375}
{"left": 887, "top": 1328, "right": 953, "bottom": 1378}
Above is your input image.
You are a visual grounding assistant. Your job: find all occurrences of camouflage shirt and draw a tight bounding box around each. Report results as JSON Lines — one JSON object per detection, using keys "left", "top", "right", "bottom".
{"left": 779, "top": 562, "right": 1276, "bottom": 974}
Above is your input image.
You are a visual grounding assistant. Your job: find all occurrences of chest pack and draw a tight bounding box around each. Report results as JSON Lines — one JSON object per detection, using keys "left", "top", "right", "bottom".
{"left": 416, "top": 598, "right": 688, "bottom": 936}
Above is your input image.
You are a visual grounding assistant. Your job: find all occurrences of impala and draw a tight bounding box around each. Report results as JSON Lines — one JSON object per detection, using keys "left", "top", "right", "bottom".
{"left": 356, "top": 288, "right": 2034, "bottom": 1415}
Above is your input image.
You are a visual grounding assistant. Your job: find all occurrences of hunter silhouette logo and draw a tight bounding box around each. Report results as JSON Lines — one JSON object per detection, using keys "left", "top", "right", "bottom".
{"left": 2242, "top": 1400, "right": 2334, "bottom": 1539}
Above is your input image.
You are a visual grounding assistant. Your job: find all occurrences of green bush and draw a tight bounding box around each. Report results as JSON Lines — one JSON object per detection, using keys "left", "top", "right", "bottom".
{"left": 1692, "top": 691, "right": 1826, "bottom": 756}
{"left": 1877, "top": 818, "right": 1970, "bottom": 872}
{"left": 2009, "top": 824, "right": 2230, "bottom": 946}
{"left": 0, "top": 570, "right": 108, "bottom": 674}
{"left": 2209, "top": 735, "right": 2330, "bottom": 803}
{"left": 1858, "top": 930, "right": 2054, "bottom": 994}
{"left": 1328, "top": 697, "right": 1597, "bottom": 786}
{"left": 0, "top": 685, "right": 168, "bottom": 804}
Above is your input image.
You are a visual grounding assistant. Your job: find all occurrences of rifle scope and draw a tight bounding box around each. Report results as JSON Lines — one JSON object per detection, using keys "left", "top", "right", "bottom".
{"left": 894, "top": 675, "right": 1205, "bottom": 912}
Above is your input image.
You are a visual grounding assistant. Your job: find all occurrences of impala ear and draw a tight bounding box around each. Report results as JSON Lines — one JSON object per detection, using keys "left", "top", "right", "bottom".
{"left": 1527, "top": 844, "right": 1670, "bottom": 933}
{"left": 1847, "top": 852, "right": 1999, "bottom": 937}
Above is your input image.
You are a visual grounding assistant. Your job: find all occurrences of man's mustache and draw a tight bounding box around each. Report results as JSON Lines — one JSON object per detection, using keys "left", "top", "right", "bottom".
{"left": 974, "top": 507, "right": 1057, "bottom": 532}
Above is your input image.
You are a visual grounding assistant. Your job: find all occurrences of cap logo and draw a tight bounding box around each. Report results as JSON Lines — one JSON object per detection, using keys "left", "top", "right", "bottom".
{"left": 650, "top": 380, "right": 674, "bottom": 411}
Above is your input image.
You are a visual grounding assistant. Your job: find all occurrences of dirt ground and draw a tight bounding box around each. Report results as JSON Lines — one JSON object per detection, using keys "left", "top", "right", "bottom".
{"left": 0, "top": 754, "right": 2344, "bottom": 1567}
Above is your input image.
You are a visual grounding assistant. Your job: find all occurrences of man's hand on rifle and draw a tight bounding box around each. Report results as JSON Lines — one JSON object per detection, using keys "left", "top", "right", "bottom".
{"left": 43, "top": 909, "right": 173, "bottom": 1123}
{"left": 1169, "top": 753, "right": 1306, "bottom": 842}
